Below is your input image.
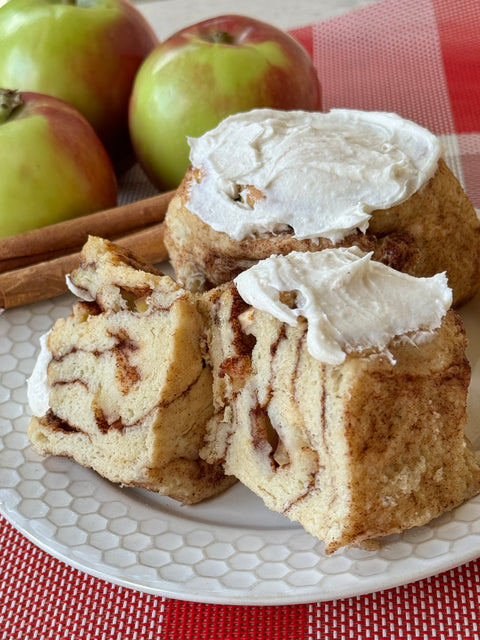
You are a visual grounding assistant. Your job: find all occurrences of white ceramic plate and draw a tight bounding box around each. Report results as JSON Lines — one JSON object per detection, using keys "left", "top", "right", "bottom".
{"left": 1, "top": 289, "right": 480, "bottom": 606}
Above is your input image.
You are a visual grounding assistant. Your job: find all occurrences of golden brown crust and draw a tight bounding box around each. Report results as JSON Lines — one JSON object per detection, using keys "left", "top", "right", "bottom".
{"left": 200, "top": 283, "right": 480, "bottom": 553}
{"left": 28, "top": 236, "right": 236, "bottom": 505}
{"left": 27, "top": 231, "right": 480, "bottom": 542}
{"left": 165, "top": 159, "right": 480, "bottom": 306}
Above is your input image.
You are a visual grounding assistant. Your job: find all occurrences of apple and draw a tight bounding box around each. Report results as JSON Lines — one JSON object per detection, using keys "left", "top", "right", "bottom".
{"left": 129, "top": 14, "right": 322, "bottom": 191}
{"left": 0, "top": 88, "right": 117, "bottom": 238}
{"left": 0, "top": 0, "right": 158, "bottom": 171}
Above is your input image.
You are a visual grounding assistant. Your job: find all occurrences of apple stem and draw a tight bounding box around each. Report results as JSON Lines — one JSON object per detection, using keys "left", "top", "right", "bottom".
{"left": 208, "top": 31, "right": 236, "bottom": 45}
{"left": 0, "top": 89, "right": 23, "bottom": 123}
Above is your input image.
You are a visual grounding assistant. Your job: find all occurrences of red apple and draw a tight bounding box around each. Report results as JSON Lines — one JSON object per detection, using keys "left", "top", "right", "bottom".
{"left": 129, "top": 14, "right": 322, "bottom": 191}
{"left": 0, "top": 0, "right": 159, "bottom": 171}
{"left": 0, "top": 89, "right": 117, "bottom": 238}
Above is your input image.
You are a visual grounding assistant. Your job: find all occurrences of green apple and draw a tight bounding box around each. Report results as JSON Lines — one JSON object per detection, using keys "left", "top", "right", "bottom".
{"left": 129, "top": 14, "right": 322, "bottom": 191}
{"left": 0, "top": 0, "right": 158, "bottom": 170}
{"left": 0, "top": 89, "right": 117, "bottom": 238}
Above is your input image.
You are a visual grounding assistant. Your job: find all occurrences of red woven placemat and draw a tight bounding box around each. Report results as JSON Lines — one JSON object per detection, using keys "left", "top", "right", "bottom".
{"left": 291, "top": 0, "right": 480, "bottom": 207}
{"left": 1, "top": 516, "right": 480, "bottom": 638}
{"left": 2, "top": 0, "right": 480, "bottom": 637}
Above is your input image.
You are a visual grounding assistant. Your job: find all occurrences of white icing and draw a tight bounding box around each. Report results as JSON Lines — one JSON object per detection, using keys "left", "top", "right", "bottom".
{"left": 65, "top": 273, "right": 94, "bottom": 301}
{"left": 27, "top": 331, "right": 52, "bottom": 417}
{"left": 187, "top": 108, "right": 442, "bottom": 242}
{"left": 234, "top": 248, "right": 452, "bottom": 365}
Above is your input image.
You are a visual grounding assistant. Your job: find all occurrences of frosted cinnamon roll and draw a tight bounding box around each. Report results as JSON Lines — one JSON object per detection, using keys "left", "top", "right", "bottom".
{"left": 165, "top": 108, "right": 480, "bottom": 306}
{"left": 200, "top": 248, "right": 480, "bottom": 553}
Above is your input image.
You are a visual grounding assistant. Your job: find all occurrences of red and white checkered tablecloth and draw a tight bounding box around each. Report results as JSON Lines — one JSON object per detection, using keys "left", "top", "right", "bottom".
{"left": 2, "top": 0, "right": 480, "bottom": 637}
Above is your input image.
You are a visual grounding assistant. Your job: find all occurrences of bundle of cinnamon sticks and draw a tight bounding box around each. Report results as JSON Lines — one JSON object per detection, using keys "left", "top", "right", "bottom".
{"left": 0, "top": 191, "right": 174, "bottom": 310}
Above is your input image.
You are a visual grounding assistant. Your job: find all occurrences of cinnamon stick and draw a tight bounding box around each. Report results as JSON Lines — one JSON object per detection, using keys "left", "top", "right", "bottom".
{"left": 0, "top": 223, "right": 168, "bottom": 310}
{"left": 0, "top": 190, "right": 174, "bottom": 273}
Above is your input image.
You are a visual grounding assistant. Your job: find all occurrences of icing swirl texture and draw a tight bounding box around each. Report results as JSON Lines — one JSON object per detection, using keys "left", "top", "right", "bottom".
{"left": 187, "top": 108, "right": 442, "bottom": 242}
{"left": 234, "top": 248, "right": 452, "bottom": 365}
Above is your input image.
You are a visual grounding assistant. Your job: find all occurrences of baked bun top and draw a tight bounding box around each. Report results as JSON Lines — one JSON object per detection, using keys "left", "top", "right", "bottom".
{"left": 187, "top": 108, "right": 441, "bottom": 242}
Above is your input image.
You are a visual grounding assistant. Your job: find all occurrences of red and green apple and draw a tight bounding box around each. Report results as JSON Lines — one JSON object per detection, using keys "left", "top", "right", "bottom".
{"left": 129, "top": 14, "right": 322, "bottom": 191}
{"left": 0, "top": 0, "right": 158, "bottom": 170}
{"left": 0, "top": 89, "right": 117, "bottom": 238}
